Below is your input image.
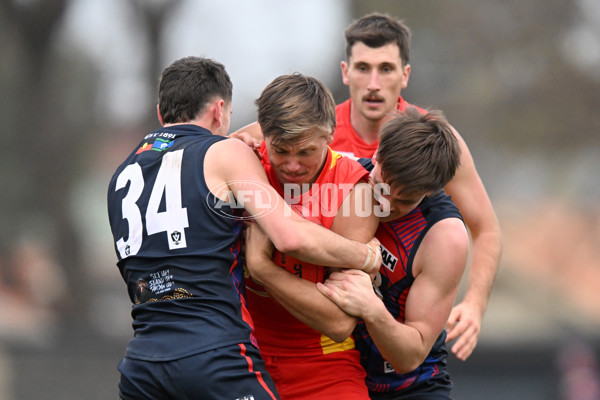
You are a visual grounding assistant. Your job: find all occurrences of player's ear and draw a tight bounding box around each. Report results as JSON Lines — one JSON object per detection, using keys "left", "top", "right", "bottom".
{"left": 401, "top": 64, "right": 411, "bottom": 89}
{"left": 213, "top": 99, "right": 225, "bottom": 128}
{"left": 156, "top": 104, "right": 164, "bottom": 126}
{"left": 341, "top": 61, "right": 350, "bottom": 85}
{"left": 326, "top": 130, "right": 334, "bottom": 145}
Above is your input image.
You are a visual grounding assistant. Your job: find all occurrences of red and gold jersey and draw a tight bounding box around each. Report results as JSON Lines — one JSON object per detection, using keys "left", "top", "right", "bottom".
{"left": 330, "top": 97, "right": 427, "bottom": 158}
{"left": 245, "top": 144, "right": 368, "bottom": 356}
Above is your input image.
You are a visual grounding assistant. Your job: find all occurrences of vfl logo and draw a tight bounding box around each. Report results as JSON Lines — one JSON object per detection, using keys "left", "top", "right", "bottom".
{"left": 171, "top": 231, "right": 181, "bottom": 245}
{"left": 207, "top": 180, "right": 280, "bottom": 220}
{"left": 235, "top": 396, "right": 255, "bottom": 400}
{"left": 380, "top": 244, "right": 398, "bottom": 272}
{"left": 168, "top": 230, "right": 186, "bottom": 249}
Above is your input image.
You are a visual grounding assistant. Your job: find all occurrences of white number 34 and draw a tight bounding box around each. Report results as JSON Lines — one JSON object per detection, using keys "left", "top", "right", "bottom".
{"left": 114, "top": 149, "right": 189, "bottom": 258}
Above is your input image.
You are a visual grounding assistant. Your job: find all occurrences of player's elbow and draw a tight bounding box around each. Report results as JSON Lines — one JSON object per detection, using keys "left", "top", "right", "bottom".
{"left": 386, "top": 339, "right": 430, "bottom": 374}
{"left": 270, "top": 224, "right": 317, "bottom": 255}
{"left": 390, "top": 353, "right": 427, "bottom": 374}
{"left": 327, "top": 321, "right": 356, "bottom": 343}
{"left": 329, "top": 332, "right": 351, "bottom": 344}
{"left": 270, "top": 233, "right": 304, "bottom": 255}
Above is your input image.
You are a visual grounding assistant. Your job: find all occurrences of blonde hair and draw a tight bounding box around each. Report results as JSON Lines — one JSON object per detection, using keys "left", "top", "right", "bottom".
{"left": 256, "top": 73, "right": 336, "bottom": 146}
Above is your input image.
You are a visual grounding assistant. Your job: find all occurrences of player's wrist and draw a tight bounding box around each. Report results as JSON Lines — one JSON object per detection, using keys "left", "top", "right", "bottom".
{"left": 361, "top": 239, "right": 382, "bottom": 274}
{"left": 361, "top": 296, "right": 388, "bottom": 324}
{"left": 461, "top": 292, "right": 489, "bottom": 317}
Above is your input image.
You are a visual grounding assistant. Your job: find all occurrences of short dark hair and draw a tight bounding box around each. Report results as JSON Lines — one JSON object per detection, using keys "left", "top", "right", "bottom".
{"left": 256, "top": 73, "right": 336, "bottom": 147}
{"left": 158, "top": 56, "right": 232, "bottom": 124}
{"left": 377, "top": 107, "right": 461, "bottom": 196}
{"left": 345, "top": 12, "right": 411, "bottom": 66}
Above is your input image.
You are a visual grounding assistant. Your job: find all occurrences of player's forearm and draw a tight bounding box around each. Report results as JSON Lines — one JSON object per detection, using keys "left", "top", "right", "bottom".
{"left": 363, "top": 305, "right": 429, "bottom": 374}
{"left": 256, "top": 264, "right": 357, "bottom": 342}
{"left": 462, "top": 229, "right": 502, "bottom": 313}
{"left": 284, "top": 218, "right": 377, "bottom": 271}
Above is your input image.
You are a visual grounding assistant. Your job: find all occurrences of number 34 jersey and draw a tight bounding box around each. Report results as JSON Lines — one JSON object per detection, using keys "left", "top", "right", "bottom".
{"left": 107, "top": 124, "right": 254, "bottom": 362}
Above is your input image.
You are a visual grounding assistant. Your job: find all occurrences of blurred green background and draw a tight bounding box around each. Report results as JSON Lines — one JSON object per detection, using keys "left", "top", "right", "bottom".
{"left": 1, "top": 0, "right": 599, "bottom": 399}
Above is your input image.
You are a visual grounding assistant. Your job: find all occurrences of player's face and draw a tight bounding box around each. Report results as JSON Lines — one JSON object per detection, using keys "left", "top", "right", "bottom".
{"left": 370, "top": 160, "right": 426, "bottom": 222}
{"left": 265, "top": 133, "right": 331, "bottom": 188}
{"left": 342, "top": 42, "right": 410, "bottom": 123}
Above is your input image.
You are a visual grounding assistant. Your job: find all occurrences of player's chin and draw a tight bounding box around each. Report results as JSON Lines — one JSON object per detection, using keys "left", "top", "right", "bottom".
{"left": 362, "top": 107, "right": 387, "bottom": 121}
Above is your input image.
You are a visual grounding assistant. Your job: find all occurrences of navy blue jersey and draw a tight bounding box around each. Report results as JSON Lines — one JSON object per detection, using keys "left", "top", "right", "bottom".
{"left": 357, "top": 157, "right": 374, "bottom": 171}
{"left": 357, "top": 158, "right": 462, "bottom": 393}
{"left": 107, "top": 124, "right": 254, "bottom": 361}
{"left": 358, "top": 191, "right": 462, "bottom": 393}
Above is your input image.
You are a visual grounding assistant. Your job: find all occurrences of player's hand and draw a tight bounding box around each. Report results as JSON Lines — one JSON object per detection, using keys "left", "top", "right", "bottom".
{"left": 229, "top": 131, "right": 262, "bottom": 159}
{"left": 317, "top": 269, "right": 378, "bottom": 318}
{"left": 445, "top": 301, "right": 483, "bottom": 361}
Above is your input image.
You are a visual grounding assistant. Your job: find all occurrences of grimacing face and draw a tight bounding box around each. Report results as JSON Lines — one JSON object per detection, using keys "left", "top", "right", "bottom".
{"left": 341, "top": 42, "right": 410, "bottom": 123}
{"left": 265, "top": 132, "right": 332, "bottom": 189}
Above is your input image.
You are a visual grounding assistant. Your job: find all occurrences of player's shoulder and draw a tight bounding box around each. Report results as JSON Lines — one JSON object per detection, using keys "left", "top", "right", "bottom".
{"left": 335, "top": 98, "right": 351, "bottom": 110}
{"left": 206, "top": 137, "right": 263, "bottom": 177}
{"left": 399, "top": 97, "right": 428, "bottom": 115}
{"left": 421, "top": 191, "right": 460, "bottom": 213}
{"left": 329, "top": 149, "right": 367, "bottom": 176}
{"left": 423, "top": 217, "right": 469, "bottom": 258}
{"left": 208, "top": 135, "right": 252, "bottom": 155}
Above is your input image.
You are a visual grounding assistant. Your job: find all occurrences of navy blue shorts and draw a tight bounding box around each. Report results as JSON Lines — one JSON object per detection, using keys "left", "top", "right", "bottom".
{"left": 118, "top": 343, "right": 280, "bottom": 400}
{"left": 368, "top": 374, "right": 453, "bottom": 400}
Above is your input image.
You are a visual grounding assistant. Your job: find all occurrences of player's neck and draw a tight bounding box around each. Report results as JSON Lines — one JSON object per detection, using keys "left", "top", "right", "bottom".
{"left": 349, "top": 112, "right": 386, "bottom": 145}
{"left": 163, "top": 116, "right": 222, "bottom": 136}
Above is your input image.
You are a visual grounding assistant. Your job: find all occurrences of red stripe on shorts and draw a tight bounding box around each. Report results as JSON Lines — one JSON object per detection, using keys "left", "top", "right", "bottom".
{"left": 239, "top": 343, "right": 278, "bottom": 400}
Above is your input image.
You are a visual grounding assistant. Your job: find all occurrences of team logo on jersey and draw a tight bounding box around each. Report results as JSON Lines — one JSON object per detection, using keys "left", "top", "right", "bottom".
{"left": 171, "top": 231, "right": 182, "bottom": 245}
{"left": 151, "top": 138, "right": 173, "bottom": 151}
{"left": 135, "top": 138, "right": 173, "bottom": 154}
{"left": 168, "top": 230, "right": 186, "bottom": 249}
{"left": 135, "top": 142, "right": 152, "bottom": 154}
{"left": 235, "top": 396, "right": 254, "bottom": 400}
{"left": 380, "top": 244, "right": 398, "bottom": 272}
{"left": 207, "top": 180, "right": 280, "bottom": 220}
